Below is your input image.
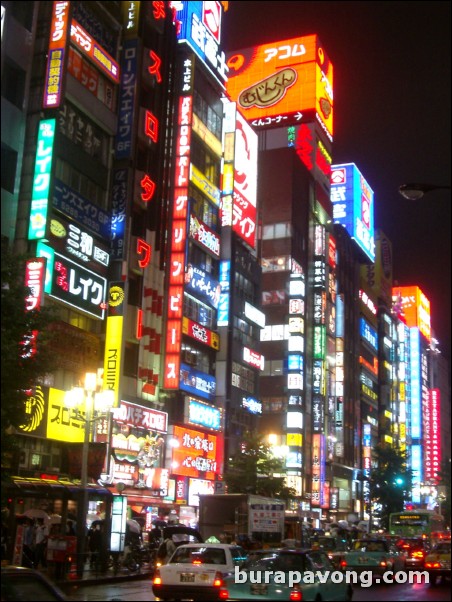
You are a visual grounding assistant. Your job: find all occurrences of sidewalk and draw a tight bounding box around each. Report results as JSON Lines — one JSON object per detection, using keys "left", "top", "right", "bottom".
{"left": 39, "top": 559, "right": 154, "bottom": 587}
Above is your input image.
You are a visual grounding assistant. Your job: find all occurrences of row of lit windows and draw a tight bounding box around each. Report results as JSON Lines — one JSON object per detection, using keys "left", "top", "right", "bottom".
{"left": 193, "top": 89, "right": 223, "bottom": 140}
{"left": 183, "top": 293, "right": 216, "bottom": 330}
{"left": 262, "top": 222, "right": 292, "bottom": 240}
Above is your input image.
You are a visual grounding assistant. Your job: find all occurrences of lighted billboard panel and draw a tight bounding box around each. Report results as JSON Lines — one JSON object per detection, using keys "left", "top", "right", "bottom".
{"left": 330, "top": 163, "right": 375, "bottom": 262}
{"left": 172, "top": 424, "right": 223, "bottom": 481}
{"left": 424, "top": 388, "right": 441, "bottom": 483}
{"left": 174, "top": 1, "right": 228, "bottom": 86}
{"left": 392, "top": 285, "right": 431, "bottom": 343}
{"left": 43, "top": 1, "right": 71, "bottom": 109}
{"left": 410, "top": 327, "right": 422, "bottom": 440}
{"left": 226, "top": 35, "right": 333, "bottom": 140}
{"left": 28, "top": 120, "right": 56, "bottom": 240}
{"left": 233, "top": 110, "right": 258, "bottom": 249}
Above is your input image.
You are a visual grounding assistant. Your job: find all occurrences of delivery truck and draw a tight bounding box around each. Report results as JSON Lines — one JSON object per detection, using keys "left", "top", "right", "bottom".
{"left": 198, "top": 493, "right": 285, "bottom": 546}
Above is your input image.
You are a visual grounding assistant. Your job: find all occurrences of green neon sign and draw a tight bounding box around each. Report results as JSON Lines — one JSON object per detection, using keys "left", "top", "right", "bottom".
{"left": 28, "top": 119, "right": 56, "bottom": 240}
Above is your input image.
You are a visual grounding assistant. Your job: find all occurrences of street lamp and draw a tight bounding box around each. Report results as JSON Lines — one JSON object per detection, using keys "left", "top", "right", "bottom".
{"left": 64, "top": 373, "right": 115, "bottom": 577}
{"left": 398, "top": 183, "right": 451, "bottom": 200}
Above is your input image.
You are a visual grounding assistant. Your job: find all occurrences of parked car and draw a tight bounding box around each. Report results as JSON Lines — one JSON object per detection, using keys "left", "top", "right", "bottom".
{"left": 424, "top": 541, "right": 451, "bottom": 585}
{"left": 395, "top": 537, "right": 431, "bottom": 568}
{"left": 219, "top": 548, "right": 353, "bottom": 601}
{"left": 152, "top": 543, "right": 247, "bottom": 601}
{"left": 1, "top": 566, "right": 67, "bottom": 601}
{"left": 341, "top": 538, "right": 405, "bottom": 575}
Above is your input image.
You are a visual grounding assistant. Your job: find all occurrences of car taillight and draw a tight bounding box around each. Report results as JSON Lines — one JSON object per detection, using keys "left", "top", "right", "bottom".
{"left": 340, "top": 559, "right": 347, "bottom": 568}
{"left": 219, "top": 588, "right": 229, "bottom": 600}
{"left": 379, "top": 558, "right": 388, "bottom": 567}
{"left": 193, "top": 559, "right": 203, "bottom": 564}
{"left": 425, "top": 561, "right": 441, "bottom": 569}
{"left": 289, "top": 586, "right": 303, "bottom": 601}
{"left": 153, "top": 569, "right": 162, "bottom": 585}
{"left": 213, "top": 572, "right": 224, "bottom": 587}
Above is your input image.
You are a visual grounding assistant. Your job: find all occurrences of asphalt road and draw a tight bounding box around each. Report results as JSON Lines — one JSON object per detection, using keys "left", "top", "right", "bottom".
{"left": 63, "top": 575, "right": 451, "bottom": 601}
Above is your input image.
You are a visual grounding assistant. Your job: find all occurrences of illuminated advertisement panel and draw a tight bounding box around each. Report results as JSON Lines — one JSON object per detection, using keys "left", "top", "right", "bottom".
{"left": 70, "top": 19, "right": 120, "bottom": 83}
{"left": 226, "top": 35, "right": 333, "bottom": 140}
{"left": 172, "top": 425, "right": 223, "bottom": 480}
{"left": 242, "top": 396, "right": 262, "bottom": 415}
{"left": 411, "top": 444, "right": 422, "bottom": 502}
{"left": 164, "top": 61, "right": 194, "bottom": 389}
{"left": 185, "top": 265, "right": 221, "bottom": 309}
{"left": 43, "top": 1, "right": 71, "bottom": 109}
{"left": 53, "top": 178, "right": 111, "bottom": 240}
{"left": 25, "top": 258, "right": 46, "bottom": 312}
{"left": 19, "top": 385, "right": 86, "bottom": 442}
{"left": 103, "top": 282, "right": 125, "bottom": 407}
{"left": 233, "top": 110, "right": 258, "bottom": 248}
{"left": 186, "top": 397, "right": 222, "bottom": 431}
{"left": 360, "top": 317, "right": 378, "bottom": 351}
{"left": 361, "top": 230, "right": 393, "bottom": 307}
{"left": 48, "top": 214, "right": 109, "bottom": 273}
{"left": 182, "top": 317, "right": 220, "bottom": 350}
{"left": 424, "top": 389, "right": 441, "bottom": 483}
{"left": 112, "top": 399, "right": 167, "bottom": 432}
{"left": 180, "top": 363, "right": 216, "bottom": 402}
{"left": 410, "top": 328, "right": 422, "bottom": 439}
{"left": 115, "top": 38, "right": 138, "bottom": 159}
{"left": 28, "top": 120, "right": 56, "bottom": 240}
{"left": 37, "top": 243, "right": 107, "bottom": 319}
{"left": 189, "top": 213, "right": 220, "bottom": 257}
{"left": 243, "top": 346, "right": 265, "bottom": 371}
{"left": 311, "top": 434, "right": 321, "bottom": 506}
{"left": 217, "top": 260, "right": 230, "bottom": 326}
{"left": 330, "top": 163, "right": 375, "bottom": 262}
{"left": 174, "top": 1, "right": 228, "bottom": 86}
{"left": 393, "top": 285, "right": 431, "bottom": 343}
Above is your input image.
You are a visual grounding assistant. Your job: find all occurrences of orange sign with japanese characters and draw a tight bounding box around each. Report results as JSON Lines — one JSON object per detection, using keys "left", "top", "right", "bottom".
{"left": 226, "top": 35, "right": 333, "bottom": 140}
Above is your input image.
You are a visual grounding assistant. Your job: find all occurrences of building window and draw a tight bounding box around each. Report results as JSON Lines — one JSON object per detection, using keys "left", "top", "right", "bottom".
{"left": 1, "top": 145, "right": 18, "bottom": 193}
{"left": 10, "top": 2, "right": 34, "bottom": 31}
{"left": 124, "top": 343, "right": 139, "bottom": 378}
{"left": 1, "top": 60, "right": 26, "bottom": 110}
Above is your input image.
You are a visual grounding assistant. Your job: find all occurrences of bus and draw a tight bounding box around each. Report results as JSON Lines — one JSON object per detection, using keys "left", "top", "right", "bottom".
{"left": 389, "top": 510, "right": 445, "bottom": 539}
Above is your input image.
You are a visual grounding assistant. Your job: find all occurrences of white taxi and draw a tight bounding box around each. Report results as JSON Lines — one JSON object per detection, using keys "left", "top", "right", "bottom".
{"left": 152, "top": 543, "right": 247, "bottom": 601}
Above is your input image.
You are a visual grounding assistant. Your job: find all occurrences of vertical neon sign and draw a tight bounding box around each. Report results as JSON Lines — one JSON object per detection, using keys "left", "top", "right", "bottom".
{"left": 28, "top": 119, "right": 56, "bottom": 240}
{"left": 164, "top": 55, "right": 194, "bottom": 389}
{"left": 43, "top": 1, "right": 70, "bottom": 109}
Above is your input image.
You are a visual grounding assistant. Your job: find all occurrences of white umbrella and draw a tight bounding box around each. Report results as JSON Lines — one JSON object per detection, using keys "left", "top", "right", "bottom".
{"left": 49, "top": 514, "right": 62, "bottom": 524}
{"left": 127, "top": 519, "right": 141, "bottom": 534}
{"left": 24, "top": 509, "right": 50, "bottom": 524}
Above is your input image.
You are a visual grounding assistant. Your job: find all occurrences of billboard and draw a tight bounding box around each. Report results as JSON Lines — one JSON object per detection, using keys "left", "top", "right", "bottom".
{"left": 424, "top": 389, "right": 441, "bottom": 483}
{"left": 392, "top": 285, "right": 431, "bottom": 343}
{"left": 330, "top": 163, "right": 375, "bottom": 262}
{"left": 171, "top": 425, "right": 223, "bottom": 481}
{"left": 174, "top": 1, "right": 228, "bottom": 86}
{"left": 226, "top": 35, "right": 333, "bottom": 140}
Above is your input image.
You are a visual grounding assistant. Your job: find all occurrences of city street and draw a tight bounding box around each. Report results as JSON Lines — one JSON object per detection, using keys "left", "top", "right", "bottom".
{"left": 63, "top": 577, "right": 451, "bottom": 601}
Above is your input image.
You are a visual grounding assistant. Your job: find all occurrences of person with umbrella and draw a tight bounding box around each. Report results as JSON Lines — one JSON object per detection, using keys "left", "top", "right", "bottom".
{"left": 34, "top": 517, "right": 49, "bottom": 569}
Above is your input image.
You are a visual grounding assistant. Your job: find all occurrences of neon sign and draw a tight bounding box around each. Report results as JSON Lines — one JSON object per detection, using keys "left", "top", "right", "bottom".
{"left": 28, "top": 120, "right": 56, "bottom": 240}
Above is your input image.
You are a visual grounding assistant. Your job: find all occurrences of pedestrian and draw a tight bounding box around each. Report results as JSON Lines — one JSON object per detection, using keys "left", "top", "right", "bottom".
{"left": 88, "top": 523, "right": 102, "bottom": 568}
{"left": 22, "top": 518, "right": 35, "bottom": 568}
{"left": 156, "top": 537, "right": 176, "bottom": 565}
{"left": 34, "top": 517, "right": 49, "bottom": 569}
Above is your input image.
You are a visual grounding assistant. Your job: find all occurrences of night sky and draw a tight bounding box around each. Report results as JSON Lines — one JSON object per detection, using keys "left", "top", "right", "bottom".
{"left": 222, "top": 1, "right": 451, "bottom": 363}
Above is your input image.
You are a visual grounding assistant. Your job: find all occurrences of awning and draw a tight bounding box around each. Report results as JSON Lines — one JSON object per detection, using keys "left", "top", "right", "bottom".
{"left": 6, "top": 477, "right": 113, "bottom": 500}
